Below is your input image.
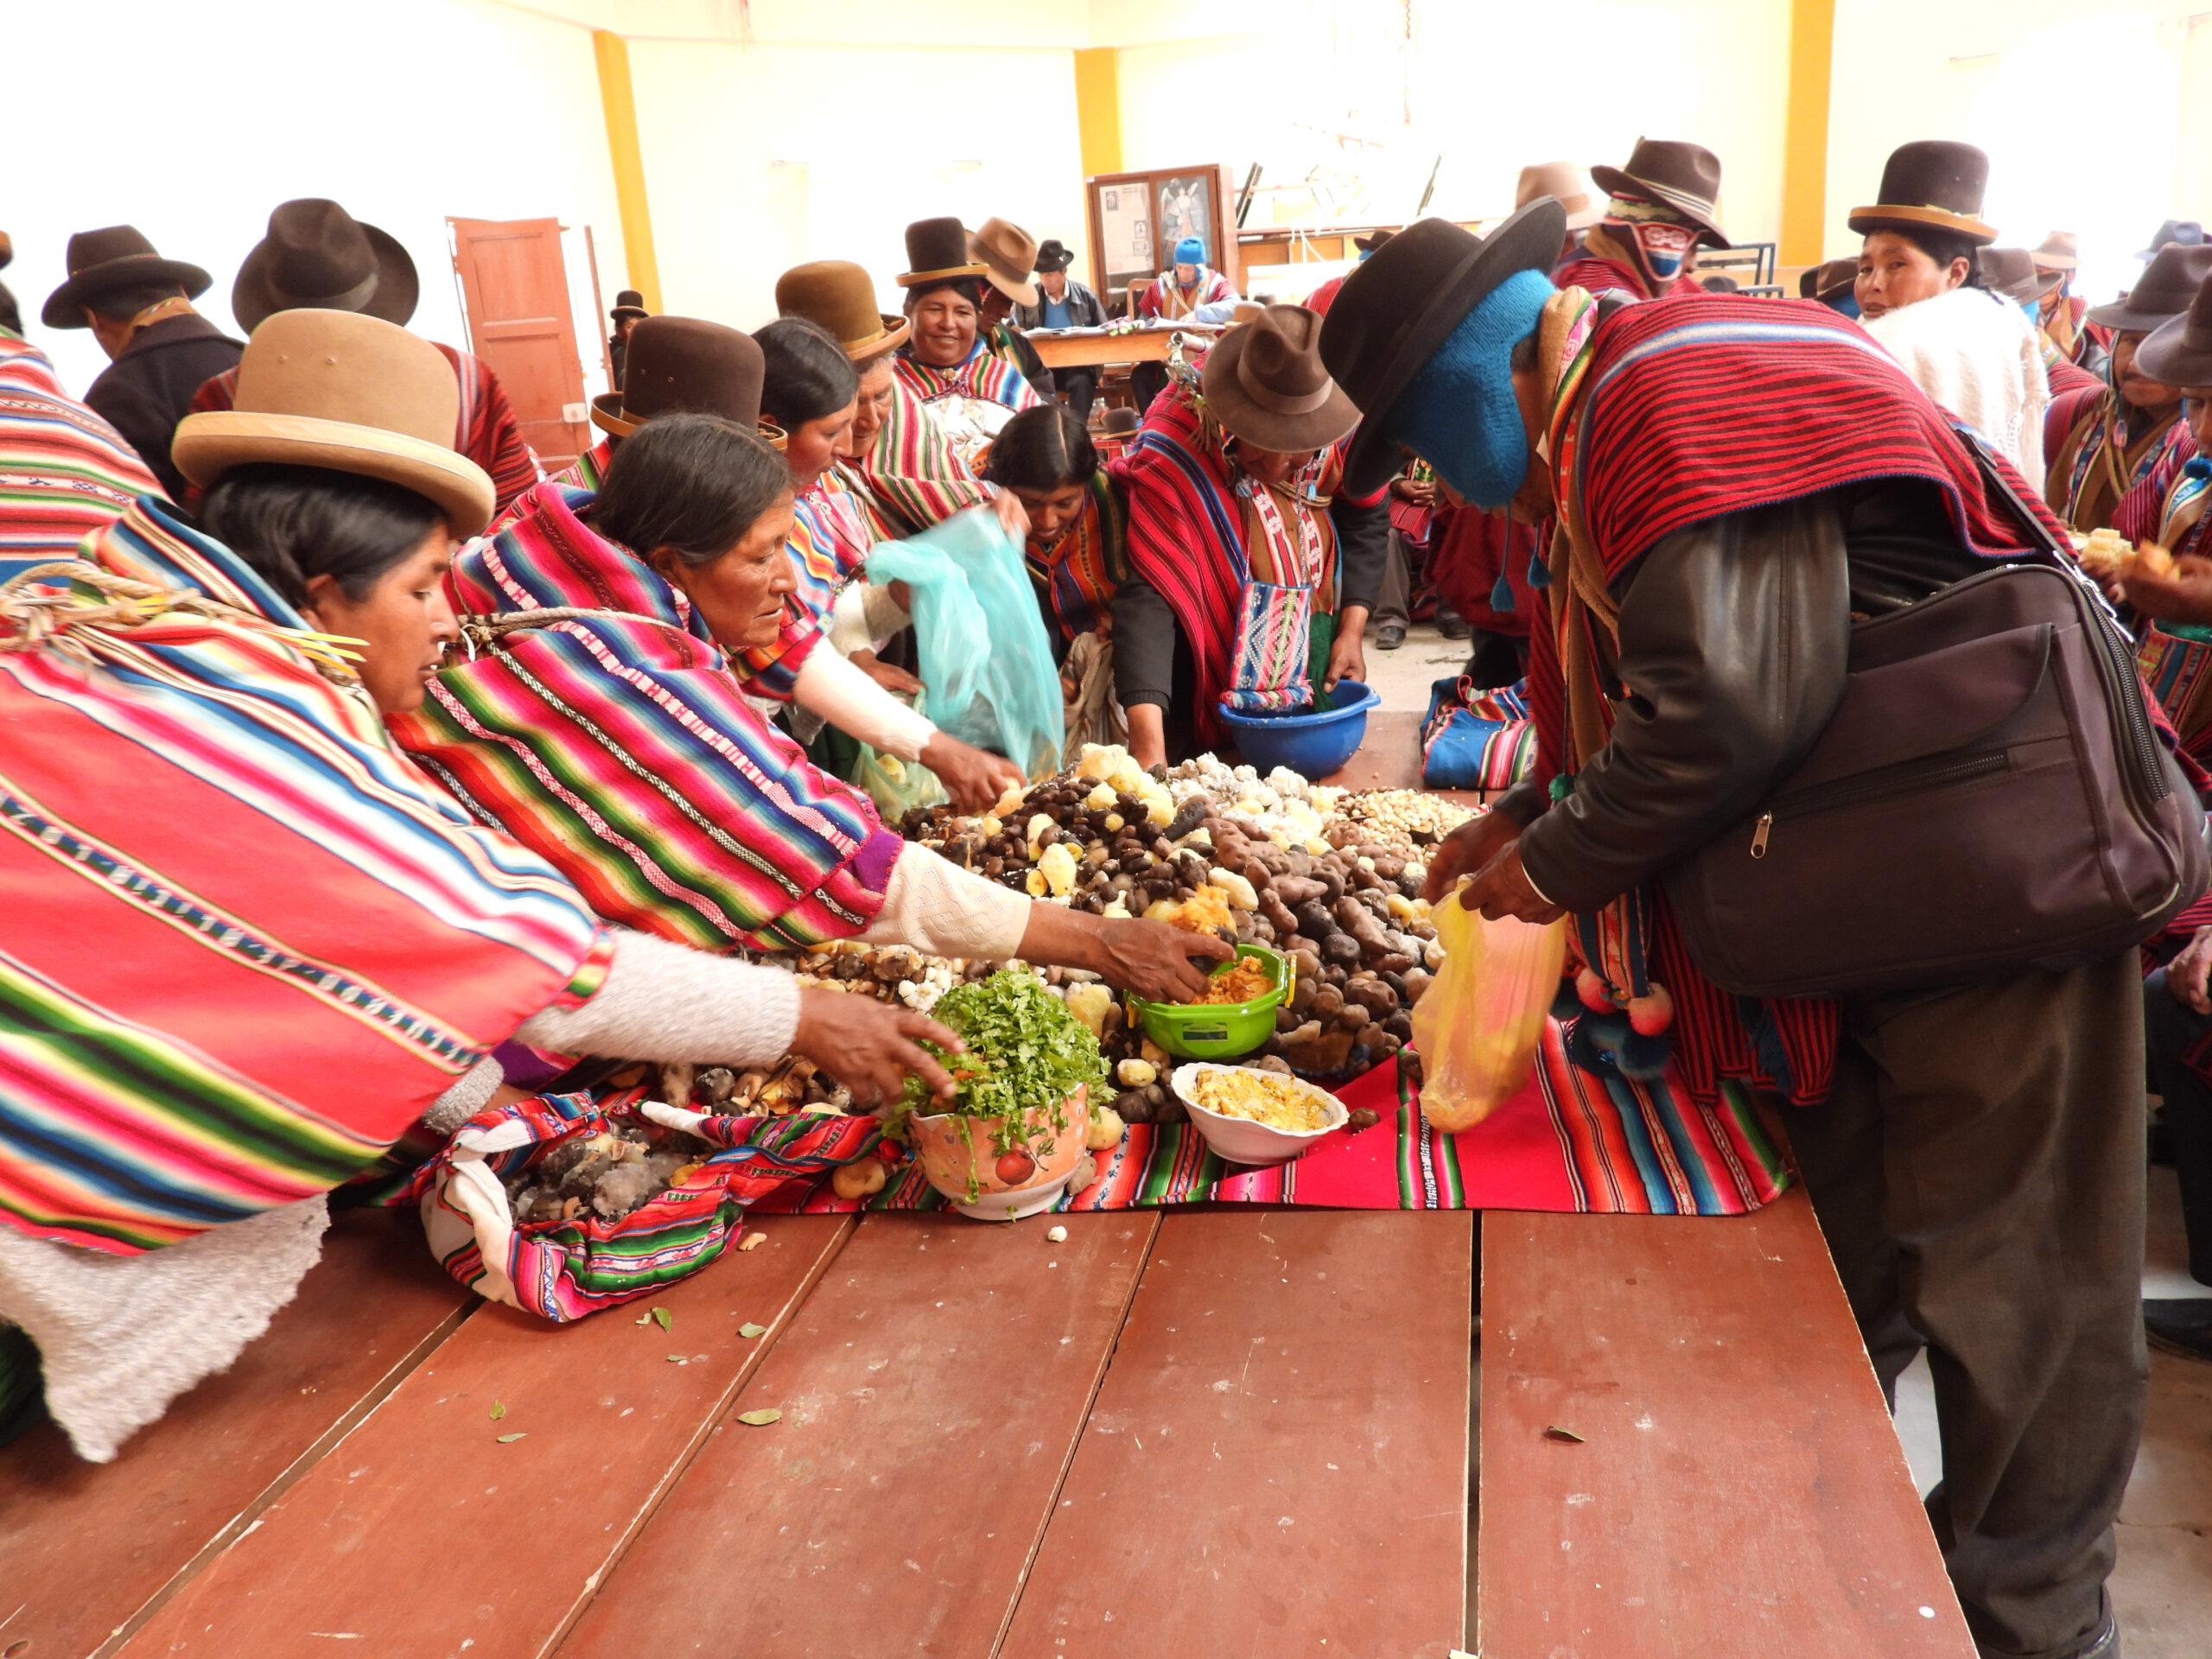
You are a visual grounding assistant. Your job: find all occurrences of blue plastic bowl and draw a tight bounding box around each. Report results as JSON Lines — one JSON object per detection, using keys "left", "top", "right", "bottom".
{"left": 1216, "top": 680, "right": 1380, "bottom": 779}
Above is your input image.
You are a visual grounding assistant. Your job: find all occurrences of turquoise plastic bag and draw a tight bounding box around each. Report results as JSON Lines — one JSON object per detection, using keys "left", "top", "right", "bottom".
{"left": 864, "top": 509, "right": 1064, "bottom": 779}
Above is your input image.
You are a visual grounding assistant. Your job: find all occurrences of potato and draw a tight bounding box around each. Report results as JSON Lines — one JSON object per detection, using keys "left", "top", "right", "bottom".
{"left": 1087, "top": 1107, "right": 1126, "bottom": 1151}
{"left": 832, "top": 1158, "right": 888, "bottom": 1200}
{"left": 1307, "top": 984, "right": 1344, "bottom": 1021}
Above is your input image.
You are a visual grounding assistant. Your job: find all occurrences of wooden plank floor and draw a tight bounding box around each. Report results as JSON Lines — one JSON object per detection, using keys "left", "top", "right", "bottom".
{"left": 1478, "top": 1190, "right": 1976, "bottom": 1658}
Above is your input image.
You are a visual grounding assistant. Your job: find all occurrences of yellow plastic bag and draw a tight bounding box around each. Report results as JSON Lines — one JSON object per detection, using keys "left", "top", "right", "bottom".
{"left": 1409, "top": 893, "right": 1567, "bottom": 1133}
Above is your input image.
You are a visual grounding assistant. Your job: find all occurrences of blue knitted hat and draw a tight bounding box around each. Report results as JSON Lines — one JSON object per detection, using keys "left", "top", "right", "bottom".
{"left": 1380, "top": 267, "right": 1553, "bottom": 511}
{"left": 1174, "top": 237, "right": 1206, "bottom": 266}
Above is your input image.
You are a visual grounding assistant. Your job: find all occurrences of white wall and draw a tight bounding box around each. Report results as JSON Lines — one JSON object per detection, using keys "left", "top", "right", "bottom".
{"left": 626, "top": 39, "right": 1088, "bottom": 329}
{"left": 1114, "top": 0, "right": 1792, "bottom": 251}
{"left": 1827, "top": 0, "right": 2212, "bottom": 299}
{"left": 9, "top": 0, "right": 626, "bottom": 400}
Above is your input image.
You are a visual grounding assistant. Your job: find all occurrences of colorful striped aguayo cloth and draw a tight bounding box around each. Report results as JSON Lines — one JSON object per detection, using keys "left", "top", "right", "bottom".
{"left": 760, "top": 1023, "right": 1789, "bottom": 1220}
{"left": 733, "top": 469, "right": 874, "bottom": 700}
{"left": 0, "top": 496, "right": 613, "bottom": 1255}
{"left": 842, "top": 374, "right": 995, "bottom": 542}
{"left": 0, "top": 333, "right": 160, "bottom": 580}
{"left": 1419, "top": 677, "right": 1536, "bottom": 791}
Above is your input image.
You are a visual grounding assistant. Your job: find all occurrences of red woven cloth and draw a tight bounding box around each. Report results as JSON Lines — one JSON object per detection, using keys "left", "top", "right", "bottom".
{"left": 1552, "top": 251, "right": 1705, "bottom": 302}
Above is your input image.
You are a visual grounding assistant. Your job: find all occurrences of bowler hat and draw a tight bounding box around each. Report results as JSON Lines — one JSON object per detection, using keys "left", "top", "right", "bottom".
{"left": 611, "top": 289, "right": 649, "bottom": 321}
{"left": 590, "top": 316, "right": 779, "bottom": 450}
{"left": 41, "top": 226, "right": 213, "bottom": 330}
{"left": 1201, "top": 304, "right": 1357, "bottom": 454}
{"left": 1591, "top": 139, "right": 1729, "bottom": 247}
{"left": 2139, "top": 220, "right": 2206, "bottom": 260}
{"left": 1849, "top": 142, "right": 1996, "bottom": 246}
{"left": 232, "top": 200, "right": 418, "bottom": 333}
{"left": 969, "top": 218, "right": 1040, "bottom": 307}
{"left": 776, "top": 260, "right": 909, "bottom": 361}
{"left": 1516, "top": 162, "right": 1602, "bottom": 232}
{"left": 2032, "top": 231, "right": 2079, "bottom": 272}
{"left": 2086, "top": 245, "right": 2212, "bottom": 334}
{"left": 1319, "top": 200, "right": 1569, "bottom": 497}
{"left": 1978, "top": 248, "right": 2062, "bottom": 307}
{"left": 1033, "top": 239, "right": 1075, "bottom": 275}
{"left": 171, "top": 309, "right": 493, "bottom": 537}
{"left": 2136, "top": 273, "right": 2212, "bottom": 388}
{"left": 897, "top": 217, "right": 988, "bottom": 289}
{"left": 1799, "top": 257, "right": 1858, "bottom": 301}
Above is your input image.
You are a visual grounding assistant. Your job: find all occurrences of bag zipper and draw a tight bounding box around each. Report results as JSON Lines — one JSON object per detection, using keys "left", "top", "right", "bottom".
{"left": 1748, "top": 750, "right": 2012, "bottom": 859}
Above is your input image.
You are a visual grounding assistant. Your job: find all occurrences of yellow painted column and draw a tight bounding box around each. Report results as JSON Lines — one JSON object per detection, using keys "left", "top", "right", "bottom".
{"left": 1780, "top": 0, "right": 1836, "bottom": 269}
{"left": 1074, "top": 47, "right": 1123, "bottom": 178}
{"left": 594, "top": 29, "right": 662, "bottom": 311}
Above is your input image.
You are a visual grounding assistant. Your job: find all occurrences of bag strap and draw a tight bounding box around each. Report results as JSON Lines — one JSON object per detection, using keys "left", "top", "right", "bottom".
{"left": 1953, "top": 424, "right": 2073, "bottom": 569}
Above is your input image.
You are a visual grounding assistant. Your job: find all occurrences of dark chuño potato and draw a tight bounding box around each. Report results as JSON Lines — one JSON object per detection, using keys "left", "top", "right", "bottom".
{"left": 1322, "top": 933, "right": 1362, "bottom": 967}
{"left": 1294, "top": 899, "right": 1338, "bottom": 940}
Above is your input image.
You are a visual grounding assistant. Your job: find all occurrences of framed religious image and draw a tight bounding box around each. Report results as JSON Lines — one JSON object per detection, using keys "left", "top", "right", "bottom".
{"left": 1085, "top": 163, "right": 1240, "bottom": 315}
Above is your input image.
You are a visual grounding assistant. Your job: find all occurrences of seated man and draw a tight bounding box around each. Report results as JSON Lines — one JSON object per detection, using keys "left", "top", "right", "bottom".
{"left": 1014, "top": 239, "right": 1106, "bottom": 419}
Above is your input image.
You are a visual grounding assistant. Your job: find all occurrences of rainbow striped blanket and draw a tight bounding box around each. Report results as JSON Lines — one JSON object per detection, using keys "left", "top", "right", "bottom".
{"left": 0, "top": 498, "right": 613, "bottom": 1255}
{"left": 0, "top": 333, "right": 159, "bottom": 580}
{"left": 761, "top": 1021, "right": 1789, "bottom": 1219}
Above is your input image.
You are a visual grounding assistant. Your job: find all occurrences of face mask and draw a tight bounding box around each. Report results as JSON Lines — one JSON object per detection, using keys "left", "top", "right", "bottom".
{"left": 1603, "top": 195, "right": 1700, "bottom": 288}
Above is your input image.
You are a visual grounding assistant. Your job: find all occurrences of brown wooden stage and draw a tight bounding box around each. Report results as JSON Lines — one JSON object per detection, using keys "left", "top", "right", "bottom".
{"left": 0, "top": 713, "right": 1975, "bottom": 1659}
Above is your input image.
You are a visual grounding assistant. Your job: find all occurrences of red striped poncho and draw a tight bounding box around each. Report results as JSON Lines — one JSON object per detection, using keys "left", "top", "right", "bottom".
{"left": 192, "top": 341, "right": 542, "bottom": 517}
{"left": 844, "top": 373, "right": 995, "bottom": 541}
{"left": 1137, "top": 269, "right": 1235, "bottom": 319}
{"left": 389, "top": 480, "right": 902, "bottom": 955}
{"left": 1552, "top": 249, "right": 1706, "bottom": 302}
{"left": 734, "top": 469, "right": 874, "bottom": 700}
{"left": 1109, "top": 380, "right": 1374, "bottom": 749}
{"left": 0, "top": 334, "right": 160, "bottom": 576}
{"left": 2045, "top": 382, "right": 2192, "bottom": 532}
{"left": 0, "top": 494, "right": 613, "bottom": 1253}
{"left": 1541, "top": 294, "right": 2062, "bottom": 1106}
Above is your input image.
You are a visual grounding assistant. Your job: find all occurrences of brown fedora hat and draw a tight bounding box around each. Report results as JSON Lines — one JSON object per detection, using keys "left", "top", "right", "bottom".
{"left": 1849, "top": 141, "right": 1996, "bottom": 245}
{"left": 41, "top": 226, "right": 213, "bottom": 330}
{"left": 1978, "top": 248, "right": 2062, "bottom": 307}
{"left": 590, "top": 315, "right": 783, "bottom": 449}
{"left": 776, "top": 260, "right": 910, "bottom": 361}
{"left": 1798, "top": 257, "right": 1859, "bottom": 301}
{"left": 232, "top": 200, "right": 419, "bottom": 333}
{"left": 969, "top": 218, "right": 1040, "bottom": 307}
{"left": 1200, "top": 304, "right": 1357, "bottom": 454}
{"left": 1591, "top": 139, "right": 1729, "bottom": 247}
{"left": 171, "top": 309, "right": 493, "bottom": 536}
{"left": 1319, "top": 200, "right": 1568, "bottom": 496}
{"left": 2086, "top": 244, "right": 2212, "bottom": 334}
{"left": 2137, "top": 273, "right": 2212, "bottom": 388}
{"left": 1516, "top": 162, "right": 1602, "bottom": 232}
{"left": 2032, "top": 230, "right": 2079, "bottom": 272}
{"left": 897, "top": 217, "right": 988, "bottom": 289}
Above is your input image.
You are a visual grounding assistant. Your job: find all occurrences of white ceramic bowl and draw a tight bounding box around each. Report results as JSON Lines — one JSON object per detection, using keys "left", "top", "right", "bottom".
{"left": 1171, "top": 1063, "right": 1348, "bottom": 1166}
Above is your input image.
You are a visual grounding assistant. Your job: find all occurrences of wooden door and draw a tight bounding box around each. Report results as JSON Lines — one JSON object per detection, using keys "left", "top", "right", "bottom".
{"left": 448, "top": 216, "right": 589, "bottom": 470}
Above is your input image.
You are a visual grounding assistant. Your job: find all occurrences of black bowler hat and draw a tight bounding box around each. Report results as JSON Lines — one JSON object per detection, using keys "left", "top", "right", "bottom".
{"left": 1318, "top": 199, "right": 1567, "bottom": 498}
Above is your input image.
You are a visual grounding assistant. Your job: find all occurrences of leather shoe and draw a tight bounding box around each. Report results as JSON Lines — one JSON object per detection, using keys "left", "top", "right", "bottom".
{"left": 1376, "top": 624, "right": 1406, "bottom": 651}
{"left": 2144, "top": 1297, "right": 2212, "bottom": 1361}
{"left": 1435, "top": 607, "right": 1472, "bottom": 640}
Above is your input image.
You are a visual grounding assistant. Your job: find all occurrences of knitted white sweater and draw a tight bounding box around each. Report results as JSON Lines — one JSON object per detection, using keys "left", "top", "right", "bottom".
{"left": 1864, "top": 286, "right": 2050, "bottom": 490}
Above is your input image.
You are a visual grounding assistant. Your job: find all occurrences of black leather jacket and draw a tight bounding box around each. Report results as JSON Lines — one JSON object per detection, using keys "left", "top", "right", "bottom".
{"left": 1497, "top": 479, "right": 1990, "bottom": 913}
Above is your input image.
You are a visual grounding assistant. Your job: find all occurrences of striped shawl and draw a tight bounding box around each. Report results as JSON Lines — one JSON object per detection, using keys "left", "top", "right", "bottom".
{"left": 0, "top": 496, "right": 611, "bottom": 1254}
{"left": 734, "top": 470, "right": 874, "bottom": 700}
{"left": 1026, "top": 471, "right": 1128, "bottom": 645}
{"left": 0, "top": 333, "right": 161, "bottom": 577}
{"left": 843, "top": 372, "right": 995, "bottom": 542}
{"left": 391, "top": 480, "right": 901, "bottom": 954}
{"left": 893, "top": 340, "right": 1040, "bottom": 417}
{"left": 2045, "top": 381, "right": 2190, "bottom": 533}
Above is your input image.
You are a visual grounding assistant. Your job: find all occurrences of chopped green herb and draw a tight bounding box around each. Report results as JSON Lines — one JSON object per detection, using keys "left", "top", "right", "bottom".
{"left": 650, "top": 1306, "right": 672, "bottom": 1332}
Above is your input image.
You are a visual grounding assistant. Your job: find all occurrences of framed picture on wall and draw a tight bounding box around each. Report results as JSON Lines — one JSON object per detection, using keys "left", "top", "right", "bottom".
{"left": 1085, "top": 163, "right": 1240, "bottom": 313}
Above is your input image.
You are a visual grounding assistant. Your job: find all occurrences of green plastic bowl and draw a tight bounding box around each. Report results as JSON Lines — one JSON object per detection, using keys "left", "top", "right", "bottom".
{"left": 1128, "top": 944, "right": 1291, "bottom": 1060}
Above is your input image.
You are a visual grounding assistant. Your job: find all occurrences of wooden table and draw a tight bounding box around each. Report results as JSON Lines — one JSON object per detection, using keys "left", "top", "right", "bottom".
{"left": 1028, "top": 326, "right": 1218, "bottom": 372}
{"left": 0, "top": 715, "right": 1976, "bottom": 1659}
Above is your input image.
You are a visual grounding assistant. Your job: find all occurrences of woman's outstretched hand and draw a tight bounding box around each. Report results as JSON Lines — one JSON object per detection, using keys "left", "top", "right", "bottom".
{"left": 792, "top": 988, "right": 961, "bottom": 1109}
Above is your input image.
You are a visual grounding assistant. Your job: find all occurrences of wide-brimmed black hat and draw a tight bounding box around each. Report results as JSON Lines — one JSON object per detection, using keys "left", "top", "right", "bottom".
{"left": 232, "top": 200, "right": 418, "bottom": 333}
{"left": 2138, "top": 273, "right": 2212, "bottom": 388}
{"left": 2087, "top": 244, "right": 2212, "bottom": 334}
{"left": 1319, "top": 200, "right": 1567, "bottom": 498}
{"left": 1034, "top": 238, "right": 1075, "bottom": 276}
{"left": 611, "top": 289, "right": 649, "bottom": 321}
{"left": 1591, "top": 139, "right": 1728, "bottom": 247}
{"left": 1849, "top": 142, "right": 1996, "bottom": 245}
{"left": 41, "top": 226, "right": 213, "bottom": 330}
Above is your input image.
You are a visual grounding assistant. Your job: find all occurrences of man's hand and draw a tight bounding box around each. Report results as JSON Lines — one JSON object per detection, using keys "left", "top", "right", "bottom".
{"left": 919, "top": 734, "right": 1025, "bottom": 814}
{"left": 1090, "top": 917, "right": 1235, "bottom": 1002}
{"left": 2121, "top": 552, "right": 2212, "bottom": 624}
{"left": 851, "top": 649, "right": 924, "bottom": 696}
{"left": 1422, "top": 808, "right": 1522, "bottom": 904}
{"left": 1325, "top": 607, "right": 1369, "bottom": 692}
{"left": 2171, "top": 925, "right": 2212, "bottom": 1015}
{"left": 1460, "top": 842, "right": 1566, "bottom": 924}
{"left": 990, "top": 490, "right": 1032, "bottom": 542}
{"left": 791, "top": 989, "right": 961, "bottom": 1109}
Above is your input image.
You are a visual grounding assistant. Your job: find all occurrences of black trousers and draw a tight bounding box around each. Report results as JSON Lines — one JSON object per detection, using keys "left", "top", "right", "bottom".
{"left": 1781, "top": 952, "right": 2145, "bottom": 1659}
{"left": 1055, "top": 367, "right": 1097, "bottom": 422}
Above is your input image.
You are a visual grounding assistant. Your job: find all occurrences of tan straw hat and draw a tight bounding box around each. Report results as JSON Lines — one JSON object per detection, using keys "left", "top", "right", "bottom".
{"left": 969, "top": 218, "right": 1041, "bottom": 307}
{"left": 171, "top": 309, "right": 493, "bottom": 536}
{"left": 1201, "top": 303, "right": 1358, "bottom": 453}
{"left": 2032, "top": 231, "right": 2080, "bottom": 273}
{"left": 775, "top": 260, "right": 910, "bottom": 361}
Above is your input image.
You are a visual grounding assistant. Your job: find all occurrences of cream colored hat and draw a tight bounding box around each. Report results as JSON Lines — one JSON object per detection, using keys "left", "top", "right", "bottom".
{"left": 172, "top": 309, "right": 493, "bottom": 537}
{"left": 1515, "top": 162, "right": 1602, "bottom": 232}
